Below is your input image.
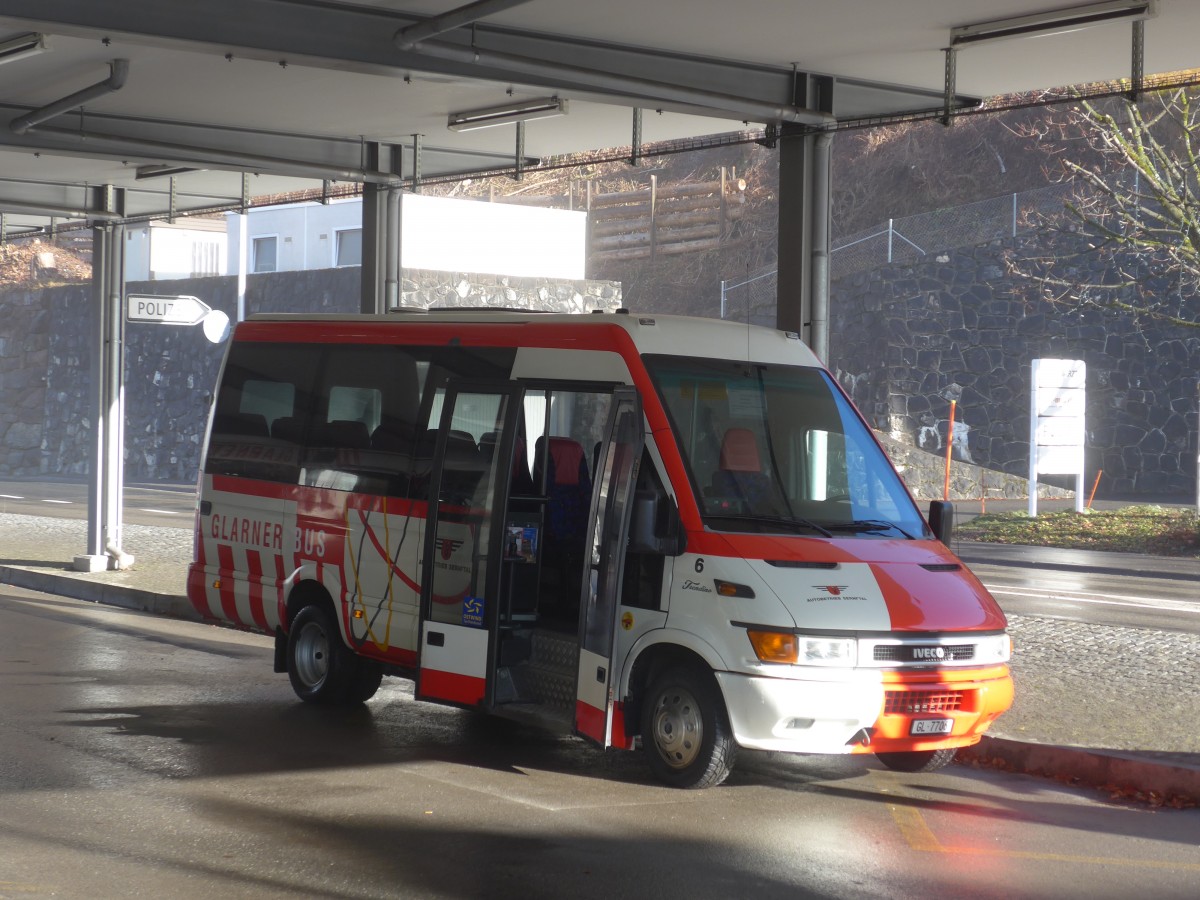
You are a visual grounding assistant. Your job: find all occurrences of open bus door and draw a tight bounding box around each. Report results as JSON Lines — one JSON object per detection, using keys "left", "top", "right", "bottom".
{"left": 575, "top": 388, "right": 643, "bottom": 746}
{"left": 416, "top": 382, "right": 523, "bottom": 708}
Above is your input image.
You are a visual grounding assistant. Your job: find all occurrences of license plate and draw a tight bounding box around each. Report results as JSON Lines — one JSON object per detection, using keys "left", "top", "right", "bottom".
{"left": 910, "top": 718, "right": 953, "bottom": 735}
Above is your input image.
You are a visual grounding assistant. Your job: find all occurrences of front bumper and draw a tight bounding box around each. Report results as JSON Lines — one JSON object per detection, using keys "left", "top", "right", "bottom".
{"left": 716, "top": 664, "right": 1013, "bottom": 755}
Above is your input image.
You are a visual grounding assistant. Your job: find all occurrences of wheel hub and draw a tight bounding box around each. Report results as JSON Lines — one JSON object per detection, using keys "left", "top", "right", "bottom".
{"left": 293, "top": 621, "right": 329, "bottom": 689}
{"left": 650, "top": 687, "right": 703, "bottom": 769}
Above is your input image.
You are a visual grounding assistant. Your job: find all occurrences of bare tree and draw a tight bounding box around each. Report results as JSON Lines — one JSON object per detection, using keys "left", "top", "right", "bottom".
{"left": 1009, "top": 88, "right": 1200, "bottom": 329}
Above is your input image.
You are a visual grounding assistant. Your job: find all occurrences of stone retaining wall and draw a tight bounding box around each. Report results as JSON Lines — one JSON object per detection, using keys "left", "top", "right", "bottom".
{"left": 0, "top": 268, "right": 620, "bottom": 482}
{"left": 831, "top": 238, "right": 1200, "bottom": 500}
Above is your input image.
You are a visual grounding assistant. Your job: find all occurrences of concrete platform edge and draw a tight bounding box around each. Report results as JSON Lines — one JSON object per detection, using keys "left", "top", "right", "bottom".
{"left": 957, "top": 736, "right": 1200, "bottom": 804}
{"left": 0, "top": 565, "right": 199, "bottom": 622}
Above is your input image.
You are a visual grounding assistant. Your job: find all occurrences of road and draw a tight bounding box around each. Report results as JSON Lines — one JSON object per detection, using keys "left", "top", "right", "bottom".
{"left": 0, "top": 480, "right": 194, "bottom": 528}
{"left": 969, "top": 562, "right": 1200, "bottom": 633}
{"left": 4, "top": 480, "right": 1195, "bottom": 634}
{"left": 3, "top": 583, "right": 1200, "bottom": 899}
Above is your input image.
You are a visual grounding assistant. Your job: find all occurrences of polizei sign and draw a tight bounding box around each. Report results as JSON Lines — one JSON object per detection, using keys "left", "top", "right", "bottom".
{"left": 126, "top": 293, "right": 230, "bottom": 343}
{"left": 126, "top": 293, "right": 212, "bottom": 325}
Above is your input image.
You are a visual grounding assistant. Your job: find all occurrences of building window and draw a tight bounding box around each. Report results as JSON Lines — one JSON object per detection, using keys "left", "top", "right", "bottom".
{"left": 335, "top": 228, "right": 362, "bottom": 267}
{"left": 252, "top": 236, "right": 277, "bottom": 273}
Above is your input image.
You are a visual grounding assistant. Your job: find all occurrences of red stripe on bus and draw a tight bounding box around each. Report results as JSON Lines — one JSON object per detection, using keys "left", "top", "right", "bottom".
{"left": 187, "top": 536, "right": 211, "bottom": 619}
{"left": 185, "top": 565, "right": 213, "bottom": 619}
{"left": 216, "top": 544, "right": 242, "bottom": 626}
{"left": 419, "top": 669, "right": 485, "bottom": 707}
{"left": 245, "top": 551, "right": 269, "bottom": 632}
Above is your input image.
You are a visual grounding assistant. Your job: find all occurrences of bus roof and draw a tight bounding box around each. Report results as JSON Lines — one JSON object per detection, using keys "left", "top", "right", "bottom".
{"left": 241, "top": 308, "right": 822, "bottom": 367}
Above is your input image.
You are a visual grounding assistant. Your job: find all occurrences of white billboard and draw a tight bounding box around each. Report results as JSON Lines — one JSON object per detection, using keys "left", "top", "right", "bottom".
{"left": 401, "top": 193, "right": 586, "bottom": 279}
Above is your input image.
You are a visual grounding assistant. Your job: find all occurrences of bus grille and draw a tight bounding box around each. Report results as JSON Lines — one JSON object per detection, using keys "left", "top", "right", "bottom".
{"left": 884, "top": 690, "right": 966, "bottom": 715}
{"left": 873, "top": 644, "right": 974, "bottom": 663}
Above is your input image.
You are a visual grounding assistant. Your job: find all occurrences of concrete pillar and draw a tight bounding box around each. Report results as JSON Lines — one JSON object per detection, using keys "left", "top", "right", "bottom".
{"left": 78, "top": 216, "right": 133, "bottom": 572}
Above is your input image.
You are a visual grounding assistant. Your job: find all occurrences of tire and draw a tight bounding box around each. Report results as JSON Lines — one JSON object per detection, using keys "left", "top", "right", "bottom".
{"left": 640, "top": 665, "right": 738, "bottom": 789}
{"left": 287, "top": 603, "right": 361, "bottom": 706}
{"left": 875, "top": 748, "right": 958, "bottom": 773}
{"left": 347, "top": 660, "right": 384, "bottom": 704}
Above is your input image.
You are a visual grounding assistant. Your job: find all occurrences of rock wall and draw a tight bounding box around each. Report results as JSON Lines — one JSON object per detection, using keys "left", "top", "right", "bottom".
{"left": 0, "top": 268, "right": 620, "bottom": 482}
{"left": 831, "top": 240, "right": 1200, "bottom": 500}
{"left": 0, "top": 288, "right": 51, "bottom": 474}
{"left": 6, "top": 234, "right": 1196, "bottom": 502}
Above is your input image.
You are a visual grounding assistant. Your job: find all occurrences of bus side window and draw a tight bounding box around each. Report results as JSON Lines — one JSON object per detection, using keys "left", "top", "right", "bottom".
{"left": 304, "top": 346, "right": 421, "bottom": 496}
{"left": 623, "top": 449, "right": 668, "bottom": 611}
{"left": 206, "top": 341, "right": 310, "bottom": 484}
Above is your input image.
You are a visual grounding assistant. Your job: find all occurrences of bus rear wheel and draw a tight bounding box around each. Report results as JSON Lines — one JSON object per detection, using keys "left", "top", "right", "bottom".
{"left": 875, "top": 748, "right": 957, "bottom": 773}
{"left": 640, "top": 666, "right": 737, "bottom": 789}
{"left": 287, "top": 603, "right": 367, "bottom": 706}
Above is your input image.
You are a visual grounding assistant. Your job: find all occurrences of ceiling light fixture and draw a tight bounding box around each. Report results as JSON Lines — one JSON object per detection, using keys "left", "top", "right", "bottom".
{"left": 447, "top": 96, "right": 567, "bottom": 132}
{"left": 950, "top": 0, "right": 1156, "bottom": 47}
{"left": 135, "top": 164, "right": 199, "bottom": 180}
{"left": 0, "top": 32, "right": 48, "bottom": 66}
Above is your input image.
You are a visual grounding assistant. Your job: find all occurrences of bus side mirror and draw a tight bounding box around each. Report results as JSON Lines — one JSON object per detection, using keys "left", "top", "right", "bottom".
{"left": 927, "top": 500, "right": 954, "bottom": 545}
{"left": 630, "top": 491, "right": 686, "bottom": 556}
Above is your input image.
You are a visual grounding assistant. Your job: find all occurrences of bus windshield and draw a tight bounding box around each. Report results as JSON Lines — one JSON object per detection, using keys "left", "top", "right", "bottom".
{"left": 645, "top": 356, "right": 929, "bottom": 539}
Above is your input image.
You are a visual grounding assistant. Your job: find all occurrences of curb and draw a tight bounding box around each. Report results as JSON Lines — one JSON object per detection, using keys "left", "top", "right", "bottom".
{"left": 0, "top": 565, "right": 199, "bottom": 622}
{"left": 957, "top": 735, "right": 1200, "bottom": 805}
{"left": 958, "top": 555, "right": 1200, "bottom": 583}
{"left": 954, "top": 543, "right": 1200, "bottom": 583}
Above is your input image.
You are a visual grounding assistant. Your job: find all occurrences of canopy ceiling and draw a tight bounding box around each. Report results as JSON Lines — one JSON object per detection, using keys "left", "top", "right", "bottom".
{"left": 0, "top": 0, "right": 1195, "bottom": 232}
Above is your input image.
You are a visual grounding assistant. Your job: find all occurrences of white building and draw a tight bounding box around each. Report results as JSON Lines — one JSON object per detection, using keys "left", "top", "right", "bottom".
{"left": 225, "top": 198, "right": 363, "bottom": 275}
{"left": 125, "top": 218, "right": 227, "bottom": 281}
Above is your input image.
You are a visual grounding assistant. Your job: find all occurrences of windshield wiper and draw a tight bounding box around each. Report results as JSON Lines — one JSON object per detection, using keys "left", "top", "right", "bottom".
{"left": 705, "top": 513, "right": 833, "bottom": 538}
{"left": 820, "top": 519, "right": 917, "bottom": 540}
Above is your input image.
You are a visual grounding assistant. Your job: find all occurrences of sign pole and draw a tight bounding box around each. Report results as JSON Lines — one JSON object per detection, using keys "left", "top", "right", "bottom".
{"left": 1028, "top": 360, "right": 1039, "bottom": 518}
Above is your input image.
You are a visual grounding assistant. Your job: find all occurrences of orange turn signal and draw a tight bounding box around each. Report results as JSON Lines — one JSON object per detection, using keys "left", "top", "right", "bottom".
{"left": 747, "top": 629, "right": 799, "bottom": 664}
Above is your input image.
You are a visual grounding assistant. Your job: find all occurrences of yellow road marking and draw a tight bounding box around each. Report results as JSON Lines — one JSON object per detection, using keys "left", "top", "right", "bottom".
{"left": 889, "top": 805, "right": 1200, "bottom": 871}
{"left": 0, "top": 882, "right": 54, "bottom": 894}
{"left": 888, "top": 805, "right": 944, "bottom": 853}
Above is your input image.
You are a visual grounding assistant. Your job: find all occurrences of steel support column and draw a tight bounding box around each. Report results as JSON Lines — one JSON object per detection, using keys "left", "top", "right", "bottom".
{"left": 78, "top": 199, "right": 132, "bottom": 572}
{"left": 360, "top": 142, "right": 403, "bottom": 314}
{"left": 776, "top": 76, "right": 834, "bottom": 358}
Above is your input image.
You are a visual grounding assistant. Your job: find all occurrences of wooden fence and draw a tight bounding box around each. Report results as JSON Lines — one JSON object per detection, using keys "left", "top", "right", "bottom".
{"left": 488, "top": 167, "right": 747, "bottom": 263}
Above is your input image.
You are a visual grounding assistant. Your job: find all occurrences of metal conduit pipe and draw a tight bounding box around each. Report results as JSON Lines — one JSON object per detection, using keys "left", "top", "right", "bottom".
{"left": 11, "top": 59, "right": 129, "bottom": 135}
{"left": 0, "top": 199, "right": 123, "bottom": 221}
{"left": 385, "top": 186, "right": 401, "bottom": 310}
{"left": 24, "top": 124, "right": 401, "bottom": 185}
{"left": 395, "top": 0, "right": 535, "bottom": 50}
{"left": 395, "top": 38, "right": 837, "bottom": 128}
{"left": 809, "top": 130, "right": 834, "bottom": 363}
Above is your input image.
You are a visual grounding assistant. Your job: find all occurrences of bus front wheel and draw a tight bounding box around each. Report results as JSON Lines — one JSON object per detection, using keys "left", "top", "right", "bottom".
{"left": 875, "top": 748, "right": 957, "bottom": 773}
{"left": 640, "top": 666, "right": 737, "bottom": 789}
{"left": 287, "top": 603, "right": 364, "bottom": 705}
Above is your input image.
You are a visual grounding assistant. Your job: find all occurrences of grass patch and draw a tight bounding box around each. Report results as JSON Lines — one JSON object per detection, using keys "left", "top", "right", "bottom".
{"left": 957, "top": 505, "right": 1200, "bottom": 558}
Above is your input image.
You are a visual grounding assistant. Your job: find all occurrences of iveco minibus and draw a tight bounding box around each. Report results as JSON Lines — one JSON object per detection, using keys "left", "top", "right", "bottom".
{"left": 188, "top": 309, "right": 1012, "bottom": 788}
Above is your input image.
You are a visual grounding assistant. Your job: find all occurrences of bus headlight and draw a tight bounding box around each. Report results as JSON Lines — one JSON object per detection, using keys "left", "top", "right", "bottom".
{"left": 798, "top": 635, "right": 857, "bottom": 666}
{"left": 976, "top": 633, "right": 1012, "bottom": 664}
{"left": 747, "top": 630, "right": 857, "bottom": 667}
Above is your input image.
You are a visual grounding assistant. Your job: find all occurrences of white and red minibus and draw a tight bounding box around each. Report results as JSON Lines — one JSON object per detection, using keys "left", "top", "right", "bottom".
{"left": 188, "top": 309, "right": 1012, "bottom": 788}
